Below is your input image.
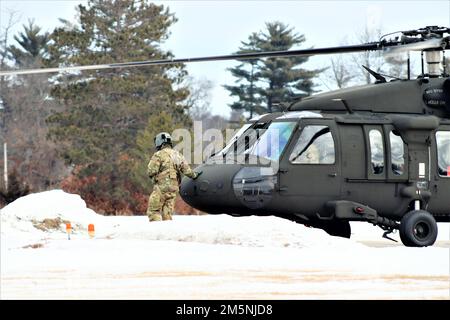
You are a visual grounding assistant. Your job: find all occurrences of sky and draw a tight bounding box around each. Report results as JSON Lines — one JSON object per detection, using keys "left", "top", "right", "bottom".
{"left": 1, "top": 0, "right": 450, "bottom": 117}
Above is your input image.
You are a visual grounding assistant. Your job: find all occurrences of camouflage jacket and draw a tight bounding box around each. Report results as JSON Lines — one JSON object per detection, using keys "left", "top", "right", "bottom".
{"left": 147, "top": 146, "right": 197, "bottom": 192}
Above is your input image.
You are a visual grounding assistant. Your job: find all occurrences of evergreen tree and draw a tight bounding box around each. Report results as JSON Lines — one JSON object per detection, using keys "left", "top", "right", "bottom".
{"left": 9, "top": 20, "right": 49, "bottom": 66}
{"left": 223, "top": 33, "right": 263, "bottom": 119}
{"left": 225, "top": 22, "right": 324, "bottom": 115}
{"left": 47, "top": 0, "right": 191, "bottom": 214}
{"left": 256, "top": 22, "right": 324, "bottom": 112}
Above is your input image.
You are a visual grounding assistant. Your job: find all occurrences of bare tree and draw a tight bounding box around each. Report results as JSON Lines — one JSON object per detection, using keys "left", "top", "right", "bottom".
{"left": 326, "top": 27, "right": 410, "bottom": 89}
{"left": 185, "top": 76, "right": 214, "bottom": 121}
{"left": 350, "top": 27, "right": 385, "bottom": 84}
{"left": 0, "top": 19, "right": 69, "bottom": 192}
{"left": 326, "top": 55, "right": 354, "bottom": 89}
{"left": 384, "top": 53, "right": 408, "bottom": 79}
{"left": 0, "top": 10, "right": 20, "bottom": 90}
{"left": 0, "top": 10, "right": 20, "bottom": 65}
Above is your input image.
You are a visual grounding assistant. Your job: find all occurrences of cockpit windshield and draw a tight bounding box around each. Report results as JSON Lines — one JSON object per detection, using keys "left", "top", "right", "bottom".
{"left": 246, "top": 121, "right": 296, "bottom": 161}
{"left": 217, "top": 112, "right": 321, "bottom": 162}
{"left": 220, "top": 123, "right": 252, "bottom": 156}
{"left": 221, "top": 121, "right": 296, "bottom": 162}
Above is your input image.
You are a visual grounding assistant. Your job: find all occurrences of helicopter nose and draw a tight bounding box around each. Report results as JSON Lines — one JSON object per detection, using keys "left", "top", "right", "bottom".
{"left": 180, "top": 164, "right": 242, "bottom": 213}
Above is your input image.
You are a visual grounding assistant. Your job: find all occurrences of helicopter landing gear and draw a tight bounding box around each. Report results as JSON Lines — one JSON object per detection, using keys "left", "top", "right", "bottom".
{"left": 399, "top": 210, "right": 438, "bottom": 247}
{"left": 322, "top": 220, "right": 351, "bottom": 239}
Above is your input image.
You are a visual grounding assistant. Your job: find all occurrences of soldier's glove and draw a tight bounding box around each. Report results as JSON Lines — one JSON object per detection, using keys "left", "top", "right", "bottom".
{"left": 193, "top": 171, "right": 203, "bottom": 180}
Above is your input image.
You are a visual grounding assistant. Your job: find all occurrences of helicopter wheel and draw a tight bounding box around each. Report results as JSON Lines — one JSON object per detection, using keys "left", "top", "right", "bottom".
{"left": 399, "top": 210, "right": 438, "bottom": 247}
{"left": 323, "top": 220, "right": 351, "bottom": 239}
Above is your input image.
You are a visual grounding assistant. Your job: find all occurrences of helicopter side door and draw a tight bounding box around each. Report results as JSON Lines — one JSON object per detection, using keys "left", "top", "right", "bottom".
{"left": 338, "top": 124, "right": 410, "bottom": 217}
{"left": 429, "top": 125, "right": 450, "bottom": 216}
{"left": 278, "top": 119, "right": 341, "bottom": 214}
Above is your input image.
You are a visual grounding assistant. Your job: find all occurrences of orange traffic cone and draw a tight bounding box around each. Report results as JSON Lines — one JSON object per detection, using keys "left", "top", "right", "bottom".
{"left": 88, "top": 224, "right": 95, "bottom": 239}
{"left": 66, "top": 223, "right": 72, "bottom": 240}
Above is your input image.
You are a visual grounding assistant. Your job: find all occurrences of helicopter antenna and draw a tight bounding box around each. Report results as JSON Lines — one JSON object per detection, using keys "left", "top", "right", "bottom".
{"left": 362, "top": 65, "right": 387, "bottom": 83}
{"left": 375, "top": 70, "right": 403, "bottom": 81}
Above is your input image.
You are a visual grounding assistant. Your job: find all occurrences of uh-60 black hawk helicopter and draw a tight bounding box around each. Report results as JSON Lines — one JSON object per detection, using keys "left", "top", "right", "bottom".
{"left": 1, "top": 26, "right": 449, "bottom": 247}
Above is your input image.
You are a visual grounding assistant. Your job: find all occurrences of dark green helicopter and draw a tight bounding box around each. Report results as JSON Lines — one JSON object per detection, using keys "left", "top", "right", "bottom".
{"left": 180, "top": 26, "right": 450, "bottom": 248}
{"left": 2, "top": 26, "right": 449, "bottom": 247}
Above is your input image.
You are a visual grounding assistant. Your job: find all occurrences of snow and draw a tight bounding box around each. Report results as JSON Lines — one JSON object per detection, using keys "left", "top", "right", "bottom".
{"left": 1, "top": 190, "right": 104, "bottom": 249}
{"left": 1, "top": 190, "right": 449, "bottom": 299}
{"left": 1, "top": 189, "right": 103, "bottom": 229}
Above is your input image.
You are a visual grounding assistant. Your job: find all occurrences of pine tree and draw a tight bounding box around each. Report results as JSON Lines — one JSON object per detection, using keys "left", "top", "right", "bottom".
{"left": 9, "top": 20, "right": 49, "bottom": 67}
{"left": 223, "top": 33, "right": 263, "bottom": 119}
{"left": 47, "top": 0, "right": 191, "bottom": 214}
{"left": 225, "top": 22, "right": 324, "bottom": 115}
{"left": 256, "top": 22, "right": 324, "bottom": 112}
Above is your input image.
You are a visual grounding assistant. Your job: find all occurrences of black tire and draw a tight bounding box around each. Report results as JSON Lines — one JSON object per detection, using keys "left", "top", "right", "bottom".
{"left": 399, "top": 229, "right": 414, "bottom": 247}
{"left": 399, "top": 210, "right": 438, "bottom": 247}
{"left": 323, "top": 220, "right": 351, "bottom": 239}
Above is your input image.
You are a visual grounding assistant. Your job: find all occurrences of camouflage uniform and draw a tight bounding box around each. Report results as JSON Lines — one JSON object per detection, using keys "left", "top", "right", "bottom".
{"left": 147, "top": 146, "right": 197, "bottom": 221}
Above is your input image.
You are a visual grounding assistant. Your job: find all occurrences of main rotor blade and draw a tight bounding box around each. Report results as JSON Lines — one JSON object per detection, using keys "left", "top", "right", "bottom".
{"left": 0, "top": 43, "right": 379, "bottom": 77}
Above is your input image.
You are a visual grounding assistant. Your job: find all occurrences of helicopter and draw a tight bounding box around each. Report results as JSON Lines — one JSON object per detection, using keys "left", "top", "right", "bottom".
{"left": 1, "top": 26, "right": 449, "bottom": 247}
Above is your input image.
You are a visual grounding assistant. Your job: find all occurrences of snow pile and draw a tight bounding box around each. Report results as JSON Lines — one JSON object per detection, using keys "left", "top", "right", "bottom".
{"left": 1, "top": 190, "right": 104, "bottom": 248}
{"left": 110, "top": 214, "right": 364, "bottom": 249}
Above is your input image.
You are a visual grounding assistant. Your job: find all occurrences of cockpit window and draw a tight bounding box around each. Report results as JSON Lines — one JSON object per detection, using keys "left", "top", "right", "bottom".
{"left": 220, "top": 121, "right": 296, "bottom": 162}
{"left": 289, "top": 125, "right": 335, "bottom": 164}
{"left": 221, "top": 123, "right": 266, "bottom": 157}
{"left": 436, "top": 131, "right": 450, "bottom": 177}
{"left": 247, "top": 121, "right": 296, "bottom": 161}
{"left": 369, "top": 129, "right": 384, "bottom": 174}
{"left": 220, "top": 124, "right": 252, "bottom": 156}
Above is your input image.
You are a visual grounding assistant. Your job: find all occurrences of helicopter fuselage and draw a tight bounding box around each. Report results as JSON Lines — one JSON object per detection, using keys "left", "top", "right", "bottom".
{"left": 180, "top": 78, "right": 450, "bottom": 239}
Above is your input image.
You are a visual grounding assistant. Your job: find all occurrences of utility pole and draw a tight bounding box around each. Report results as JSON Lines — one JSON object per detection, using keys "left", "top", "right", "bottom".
{"left": 0, "top": 97, "right": 6, "bottom": 191}
{"left": 3, "top": 142, "right": 7, "bottom": 192}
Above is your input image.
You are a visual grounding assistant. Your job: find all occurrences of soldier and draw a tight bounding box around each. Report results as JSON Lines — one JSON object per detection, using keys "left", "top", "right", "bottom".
{"left": 147, "top": 132, "right": 201, "bottom": 222}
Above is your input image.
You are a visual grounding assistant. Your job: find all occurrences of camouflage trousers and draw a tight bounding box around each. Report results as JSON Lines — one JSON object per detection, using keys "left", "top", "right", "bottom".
{"left": 147, "top": 185, "right": 177, "bottom": 222}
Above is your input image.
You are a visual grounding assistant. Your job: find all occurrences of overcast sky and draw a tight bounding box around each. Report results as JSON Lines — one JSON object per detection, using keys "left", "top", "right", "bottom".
{"left": 1, "top": 0, "right": 449, "bottom": 117}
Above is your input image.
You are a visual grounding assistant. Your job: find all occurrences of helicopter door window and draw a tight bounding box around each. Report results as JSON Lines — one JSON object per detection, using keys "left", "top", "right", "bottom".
{"left": 369, "top": 130, "right": 385, "bottom": 175}
{"left": 436, "top": 131, "right": 450, "bottom": 177}
{"left": 389, "top": 130, "right": 405, "bottom": 176}
{"left": 289, "top": 125, "right": 335, "bottom": 164}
